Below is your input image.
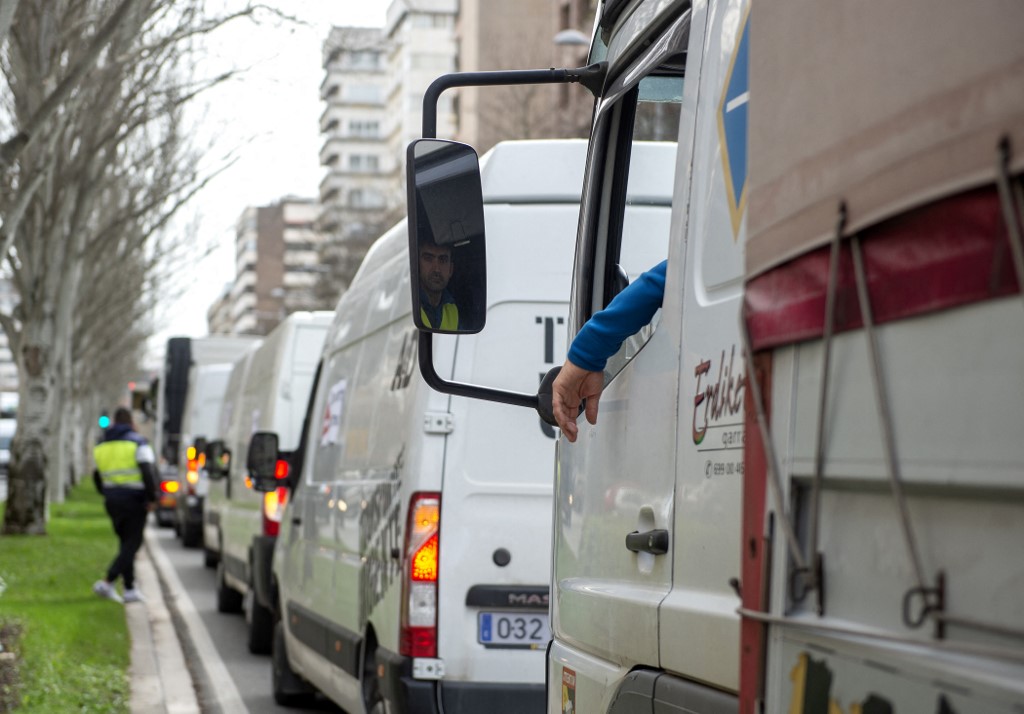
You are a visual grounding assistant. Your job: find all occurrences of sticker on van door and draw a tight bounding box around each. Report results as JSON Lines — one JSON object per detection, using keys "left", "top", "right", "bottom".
{"left": 693, "top": 345, "right": 745, "bottom": 478}
{"left": 561, "top": 667, "right": 576, "bottom": 713}
{"left": 320, "top": 379, "right": 347, "bottom": 446}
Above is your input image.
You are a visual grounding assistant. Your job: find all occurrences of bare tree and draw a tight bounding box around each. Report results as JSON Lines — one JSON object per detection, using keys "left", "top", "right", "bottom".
{"left": 0, "top": 0, "right": 252, "bottom": 534}
{"left": 312, "top": 204, "right": 404, "bottom": 310}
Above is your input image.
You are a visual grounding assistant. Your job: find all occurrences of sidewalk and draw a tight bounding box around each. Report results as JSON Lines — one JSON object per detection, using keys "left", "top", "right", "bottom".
{"left": 127, "top": 531, "right": 201, "bottom": 714}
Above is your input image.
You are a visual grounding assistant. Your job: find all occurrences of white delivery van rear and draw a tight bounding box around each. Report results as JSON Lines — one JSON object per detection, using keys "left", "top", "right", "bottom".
{"left": 203, "top": 346, "right": 259, "bottom": 569}
{"left": 175, "top": 362, "right": 232, "bottom": 547}
{"left": 213, "top": 311, "right": 331, "bottom": 653}
{"left": 272, "top": 140, "right": 587, "bottom": 713}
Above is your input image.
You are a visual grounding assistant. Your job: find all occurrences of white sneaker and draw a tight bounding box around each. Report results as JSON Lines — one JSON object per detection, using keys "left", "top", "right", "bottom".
{"left": 93, "top": 580, "right": 123, "bottom": 603}
{"left": 123, "top": 588, "right": 145, "bottom": 603}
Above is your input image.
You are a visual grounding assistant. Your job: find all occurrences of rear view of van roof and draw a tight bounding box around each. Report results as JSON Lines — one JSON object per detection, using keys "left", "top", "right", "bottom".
{"left": 479, "top": 139, "right": 676, "bottom": 206}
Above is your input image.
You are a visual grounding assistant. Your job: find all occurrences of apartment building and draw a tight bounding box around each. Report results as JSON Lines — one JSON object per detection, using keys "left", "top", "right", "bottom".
{"left": 206, "top": 283, "right": 233, "bottom": 335}
{"left": 456, "top": 0, "right": 564, "bottom": 153}
{"left": 383, "top": 0, "right": 458, "bottom": 196}
{"left": 228, "top": 198, "right": 324, "bottom": 336}
{"left": 310, "top": 0, "right": 594, "bottom": 306}
{"left": 315, "top": 26, "right": 396, "bottom": 300}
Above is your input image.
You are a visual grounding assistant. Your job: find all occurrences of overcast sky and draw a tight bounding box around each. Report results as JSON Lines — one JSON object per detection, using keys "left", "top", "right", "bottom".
{"left": 150, "top": 1, "right": 389, "bottom": 360}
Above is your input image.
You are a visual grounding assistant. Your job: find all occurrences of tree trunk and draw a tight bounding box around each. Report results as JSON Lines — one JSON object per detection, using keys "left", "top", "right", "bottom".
{"left": 2, "top": 329, "right": 56, "bottom": 535}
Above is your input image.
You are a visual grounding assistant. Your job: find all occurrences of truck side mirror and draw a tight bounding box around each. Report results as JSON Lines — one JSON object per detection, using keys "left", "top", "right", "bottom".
{"left": 205, "top": 440, "right": 231, "bottom": 481}
{"left": 247, "top": 431, "right": 280, "bottom": 493}
{"left": 406, "top": 138, "right": 487, "bottom": 335}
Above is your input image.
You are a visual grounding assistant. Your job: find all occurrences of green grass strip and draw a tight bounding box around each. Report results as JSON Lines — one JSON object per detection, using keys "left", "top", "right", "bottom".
{"left": 0, "top": 480, "right": 130, "bottom": 713}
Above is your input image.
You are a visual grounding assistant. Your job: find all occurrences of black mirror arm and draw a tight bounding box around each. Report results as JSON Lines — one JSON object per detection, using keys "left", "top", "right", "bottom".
{"left": 418, "top": 333, "right": 538, "bottom": 410}
{"left": 420, "top": 63, "right": 607, "bottom": 138}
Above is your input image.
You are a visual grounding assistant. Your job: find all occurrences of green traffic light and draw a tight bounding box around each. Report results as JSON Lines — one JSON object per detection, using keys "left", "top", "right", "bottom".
{"left": 98, "top": 415, "right": 111, "bottom": 429}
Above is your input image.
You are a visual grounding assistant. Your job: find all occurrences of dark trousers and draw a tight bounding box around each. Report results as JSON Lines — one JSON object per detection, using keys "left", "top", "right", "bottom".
{"left": 104, "top": 494, "right": 147, "bottom": 590}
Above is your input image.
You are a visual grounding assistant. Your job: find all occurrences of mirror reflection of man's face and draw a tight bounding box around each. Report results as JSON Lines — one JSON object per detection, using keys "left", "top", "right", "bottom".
{"left": 419, "top": 244, "right": 453, "bottom": 304}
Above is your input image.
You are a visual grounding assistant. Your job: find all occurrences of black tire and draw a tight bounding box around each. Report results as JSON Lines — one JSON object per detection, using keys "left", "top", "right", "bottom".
{"left": 181, "top": 518, "right": 201, "bottom": 548}
{"left": 203, "top": 547, "right": 218, "bottom": 569}
{"left": 362, "top": 638, "right": 390, "bottom": 714}
{"left": 215, "top": 561, "right": 243, "bottom": 614}
{"left": 246, "top": 589, "right": 274, "bottom": 655}
{"left": 272, "top": 620, "right": 316, "bottom": 707}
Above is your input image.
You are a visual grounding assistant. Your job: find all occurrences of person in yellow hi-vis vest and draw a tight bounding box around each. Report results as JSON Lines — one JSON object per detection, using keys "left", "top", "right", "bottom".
{"left": 418, "top": 238, "right": 461, "bottom": 330}
{"left": 92, "top": 407, "right": 157, "bottom": 603}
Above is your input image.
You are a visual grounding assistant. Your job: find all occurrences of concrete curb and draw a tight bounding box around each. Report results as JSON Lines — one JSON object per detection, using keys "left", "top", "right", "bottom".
{"left": 128, "top": 537, "right": 201, "bottom": 713}
{"left": 141, "top": 527, "right": 250, "bottom": 714}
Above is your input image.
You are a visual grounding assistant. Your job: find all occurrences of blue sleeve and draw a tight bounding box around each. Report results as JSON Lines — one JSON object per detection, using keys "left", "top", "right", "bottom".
{"left": 567, "top": 260, "right": 667, "bottom": 372}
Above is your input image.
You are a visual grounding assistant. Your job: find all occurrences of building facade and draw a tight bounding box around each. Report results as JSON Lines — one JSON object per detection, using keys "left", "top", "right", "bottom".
{"left": 226, "top": 198, "right": 324, "bottom": 336}
{"left": 316, "top": 26, "right": 396, "bottom": 302}
{"left": 383, "top": 0, "right": 459, "bottom": 196}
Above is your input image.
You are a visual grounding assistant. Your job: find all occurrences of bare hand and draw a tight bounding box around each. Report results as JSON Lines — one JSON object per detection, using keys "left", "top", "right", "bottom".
{"left": 146, "top": 502, "right": 156, "bottom": 512}
{"left": 551, "top": 360, "right": 605, "bottom": 443}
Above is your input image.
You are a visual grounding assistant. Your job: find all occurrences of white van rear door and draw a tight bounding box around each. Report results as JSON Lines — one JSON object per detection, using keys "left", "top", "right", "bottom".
{"left": 434, "top": 203, "right": 578, "bottom": 684}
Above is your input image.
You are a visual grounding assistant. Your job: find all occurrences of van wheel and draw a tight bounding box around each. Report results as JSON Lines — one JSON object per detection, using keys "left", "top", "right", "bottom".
{"left": 361, "top": 641, "right": 390, "bottom": 714}
{"left": 272, "top": 620, "right": 316, "bottom": 707}
{"left": 215, "top": 561, "right": 242, "bottom": 613}
{"left": 245, "top": 587, "right": 274, "bottom": 654}
{"left": 203, "top": 547, "right": 218, "bottom": 569}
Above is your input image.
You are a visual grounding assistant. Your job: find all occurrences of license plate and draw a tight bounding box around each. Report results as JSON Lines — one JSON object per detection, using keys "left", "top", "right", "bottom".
{"left": 477, "top": 612, "right": 550, "bottom": 648}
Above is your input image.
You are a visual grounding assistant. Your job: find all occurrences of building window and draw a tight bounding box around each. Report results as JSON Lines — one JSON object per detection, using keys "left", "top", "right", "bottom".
{"left": 348, "top": 120, "right": 380, "bottom": 138}
{"left": 348, "top": 154, "right": 380, "bottom": 172}
{"left": 344, "top": 84, "right": 382, "bottom": 104}
{"left": 347, "top": 50, "right": 381, "bottom": 69}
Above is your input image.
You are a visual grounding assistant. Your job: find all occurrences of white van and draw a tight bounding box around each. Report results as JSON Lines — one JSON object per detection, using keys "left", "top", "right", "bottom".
{"left": 203, "top": 311, "right": 331, "bottom": 653}
{"left": 173, "top": 362, "right": 233, "bottom": 547}
{"left": 0, "top": 418, "right": 15, "bottom": 476}
{"left": 268, "top": 140, "right": 656, "bottom": 712}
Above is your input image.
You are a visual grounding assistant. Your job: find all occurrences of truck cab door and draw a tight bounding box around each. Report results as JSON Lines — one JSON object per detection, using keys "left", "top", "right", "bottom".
{"left": 549, "top": 11, "right": 688, "bottom": 707}
{"left": 659, "top": 0, "right": 749, "bottom": 695}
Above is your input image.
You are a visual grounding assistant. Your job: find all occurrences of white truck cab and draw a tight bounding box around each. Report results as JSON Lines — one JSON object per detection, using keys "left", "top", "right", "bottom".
{"left": 405, "top": 1, "right": 748, "bottom": 711}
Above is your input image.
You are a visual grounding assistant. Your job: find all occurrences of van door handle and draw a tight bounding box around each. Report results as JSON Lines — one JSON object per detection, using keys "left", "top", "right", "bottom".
{"left": 625, "top": 529, "right": 669, "bottom": 555}
{"left": 292, "top": 517, "right": 301, "bottom": 525}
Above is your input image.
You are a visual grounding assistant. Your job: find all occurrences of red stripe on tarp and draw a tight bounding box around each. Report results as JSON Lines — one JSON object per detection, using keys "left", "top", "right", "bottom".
{"left": 744, "top": 186, "right": 1020, "bottom": 352}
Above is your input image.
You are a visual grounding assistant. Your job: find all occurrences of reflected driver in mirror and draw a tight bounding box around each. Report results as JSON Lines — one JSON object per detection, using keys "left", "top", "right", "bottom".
{"left": 419, "top": 239, "right": 461, "bottom": 330}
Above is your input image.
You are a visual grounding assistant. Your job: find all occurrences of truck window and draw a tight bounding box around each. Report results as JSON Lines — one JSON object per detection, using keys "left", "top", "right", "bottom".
{"left": 599, "top": 71, "right": 683, "bottom": 382}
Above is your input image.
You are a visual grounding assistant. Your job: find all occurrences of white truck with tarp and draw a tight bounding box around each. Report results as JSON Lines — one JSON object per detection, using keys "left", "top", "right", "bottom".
{"left": 739, "top": 1, "right": 1024, "bottom": 711}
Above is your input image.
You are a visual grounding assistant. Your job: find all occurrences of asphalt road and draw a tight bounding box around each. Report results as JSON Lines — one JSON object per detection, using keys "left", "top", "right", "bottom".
{"left": 151, "top": 525, "right": 340, "bottom": 713}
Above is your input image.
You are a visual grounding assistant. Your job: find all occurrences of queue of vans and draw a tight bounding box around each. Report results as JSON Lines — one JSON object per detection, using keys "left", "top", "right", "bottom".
{"left": 162, "top": 140, "right": 620, "bottom": 712}
{"left": 203, "top": 311, "right": 331, "bottom": 653}
{"left": 160, "top": 3, "right": 1023, "bottom": 711}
